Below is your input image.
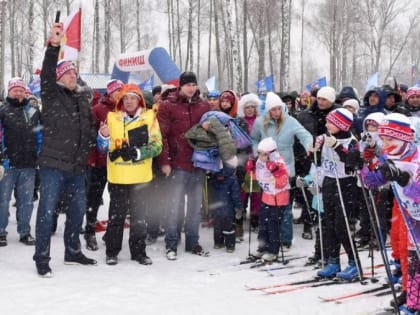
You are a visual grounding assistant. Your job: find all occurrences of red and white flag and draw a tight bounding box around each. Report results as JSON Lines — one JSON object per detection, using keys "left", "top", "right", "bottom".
{"left": 59, "top": 7, "right": 82, "bottom": 61}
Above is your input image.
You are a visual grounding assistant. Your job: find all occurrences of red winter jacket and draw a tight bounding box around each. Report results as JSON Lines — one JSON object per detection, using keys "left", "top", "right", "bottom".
{"left": 157, "top": 88, "right": 210, "bottom": 171}
{"left": 87, "top": 94, "right": 117, "bottom": 167}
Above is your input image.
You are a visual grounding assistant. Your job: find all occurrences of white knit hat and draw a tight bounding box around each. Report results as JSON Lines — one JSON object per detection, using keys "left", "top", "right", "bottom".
{"left": 317, "top": 87, "right": 336, "bottom": 103}
{"left": 265, "top": 92, "right": 285, "bottom": 112}
{"left": 342, "top": 99, "right": 360, "bottom": 114}
{"left": 257, "top": 137, "right": 277, "bottom": 153}
{"left": 238, "top": 93, "right": 261, "bottom": 117}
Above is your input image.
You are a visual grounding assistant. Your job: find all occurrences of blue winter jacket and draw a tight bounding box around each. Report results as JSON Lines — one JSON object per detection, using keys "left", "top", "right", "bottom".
{"left": 251, "top": 111, "right": 313, "bottom": 177}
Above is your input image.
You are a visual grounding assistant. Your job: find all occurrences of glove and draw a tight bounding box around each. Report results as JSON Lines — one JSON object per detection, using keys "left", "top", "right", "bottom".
{"left": 120, "top": 144, "right": 140, "bottom": 162}
{"left": 324, "top": 135, "right": 340, "bottom": 149}
{"left": 245, "top": 158, "right": 256, "bottom": 173}
{"left": 295, "top": 176, "right": 306, "bottom": 188}
{"left": 345, "top": 152, "right": 364, "bottom": 171}
{"left": 235, "top": 208, "right": 243, "bottom": 220}
{"left": 109, "top": 149, "right": 122, "bottom": 162}
{"left": 314, "top": 135, "right": 324, "bottom": 151}
{"left": 0, "top": 165, "right": 4, "bottom": 181}
{"left": 378, "top": 160, "right": 411, "bottom": 187}
{"left": 362, "top": 148, "right": 376, "bottom": 161}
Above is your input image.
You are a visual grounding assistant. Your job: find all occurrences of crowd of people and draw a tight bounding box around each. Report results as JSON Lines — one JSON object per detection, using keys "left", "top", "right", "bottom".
{"left": 0, "top": 22, "right": 420, "bottom": 314}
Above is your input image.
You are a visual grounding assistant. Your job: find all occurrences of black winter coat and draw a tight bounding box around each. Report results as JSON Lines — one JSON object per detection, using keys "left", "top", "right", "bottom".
{"left": 39, "top": 45, "right": 96, "bottom": 174}
{"left": 0, "top": 97, "right": 41, "bottom": 168}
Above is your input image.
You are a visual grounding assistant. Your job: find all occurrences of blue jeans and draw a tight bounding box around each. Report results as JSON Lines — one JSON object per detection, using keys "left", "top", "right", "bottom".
{"left": 0, "top": 168, "right": 36, "bottom": 237}
{"left": 33, "top": 167, "right": 86, "bottom": 264}
{"left": 164, "top": 168, "right": 205, "bottom": 251}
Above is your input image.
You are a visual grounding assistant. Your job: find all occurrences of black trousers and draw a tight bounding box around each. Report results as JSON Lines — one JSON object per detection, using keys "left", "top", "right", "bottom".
{"left": 213, "top": 215, "right": 236, "bottom": 249}
{"left": 105, "top": 183, "right": 148, "bottom": 259}
{"left": 323, "top": 176, "right": 359, "bottom": 266}
{"left": 85, "top": 166, "right": 107, "bottom": 235}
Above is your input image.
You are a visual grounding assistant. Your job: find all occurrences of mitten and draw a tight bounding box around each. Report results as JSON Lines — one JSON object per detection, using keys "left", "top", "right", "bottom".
{"left": 345, "top": 152, "right": 364, "bottom": 171}
{"left": 362, "top": 148, "right": 376, "bottom": 161}
{"left": 266, "top": 161, "right": 285, "bottom": 178}
{"left": 245, "top": 158, "right": 256, "bottom": 173}
{"left": 378, "top": 160, "right": 410, "bottom": 187}
{"left": 109, "top": 149, "right": 122, "bottom": 162}
{"left": 120, "top": 145, "right": 140, "bottom": 162}
{"left": 324, "top": 135, "right": 340, "bottom": 149}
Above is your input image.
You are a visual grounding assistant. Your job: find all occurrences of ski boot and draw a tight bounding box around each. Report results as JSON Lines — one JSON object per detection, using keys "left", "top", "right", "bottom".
{"left": 336, "top": 260, "right": 359, "bottom": 282}
{"left": 390, "top": 291, "right": 407, "bottom": 308}
{"left": 389, "top": 260, "right": 402, "bottom": 284}
{"left": 399, "top": 305, "right": 420, "bottom": 315}
{"left": 317, "top": 258, "right": 340, "bottom": 279}
{"left": 262, "top": 253, "right": 278, "bottom": 262}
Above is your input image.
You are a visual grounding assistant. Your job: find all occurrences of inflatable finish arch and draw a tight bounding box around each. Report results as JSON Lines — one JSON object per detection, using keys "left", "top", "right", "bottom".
{"left": 111, "top": 47, "right": 180, "bottom": 86}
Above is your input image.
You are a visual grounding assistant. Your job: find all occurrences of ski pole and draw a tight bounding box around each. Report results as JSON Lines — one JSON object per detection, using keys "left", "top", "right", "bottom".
{"left": 247, "top": 171, "right": 253, "bottom": 259}
{"left": 299, "top": 183, "right": 314, "bottom": 231}
{"left": 329, "top": 148, "right": 366, "bottom": 285}
{"left": 357, "top": 171, "right": 401, "bottom": 313}
{"left": 312, "top": 152, "right": 325, "bottom": 269}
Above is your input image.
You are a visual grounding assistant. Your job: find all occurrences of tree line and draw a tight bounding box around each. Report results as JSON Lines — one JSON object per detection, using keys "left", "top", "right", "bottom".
{"left": 0, "top": 0, "right": 419, "bottom": 96}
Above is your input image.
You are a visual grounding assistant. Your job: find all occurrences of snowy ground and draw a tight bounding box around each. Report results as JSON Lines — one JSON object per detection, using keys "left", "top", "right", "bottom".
{"left": 1, "top": 192, "right": 396, "bottom": 315}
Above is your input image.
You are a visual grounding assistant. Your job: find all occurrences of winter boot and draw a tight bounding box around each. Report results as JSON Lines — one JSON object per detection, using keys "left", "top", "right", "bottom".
{"left": 84, "top": 234, "right": 99, "bottom": 251}
{"left": 302, "top": 223, "right": 313, "bottom": 240}
{"left": 304, "top": 255, "right": 320, "bottom": 266}
{"left": 133, "top": 254, "right": 153, "bottom": 265}
{"left": 64, "top": 253, "right": 97, "bottom": 265}
{"left": 262, "top": 253, "right": 278, "bottom": 262}
{"left": 317, "top": 258, "right": 340, "bottom": 278}
{"left": 336, "top": 260, "right": 359, "bottom": 281}
{"left": 166, "top": 249, "right": 177, "bottom": 261}
{"left": 0, "top": 235, "right": 7, "bottom": 247}
{"left": 106, "top": 256, "right": 118, "bottom": 265}
{"left": 399, "top": 305, "right": 420, "bottom": 315}
{"left": 36, "top": 262, "right": 53, "bottom": 278}
{"left": 390, "top": 290, "right": 407, "bottom": 308}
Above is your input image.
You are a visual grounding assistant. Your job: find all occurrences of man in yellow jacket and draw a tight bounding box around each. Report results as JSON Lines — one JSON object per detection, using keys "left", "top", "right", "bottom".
{"left": 98, "top": 83, "right": 162, "bottom": 266}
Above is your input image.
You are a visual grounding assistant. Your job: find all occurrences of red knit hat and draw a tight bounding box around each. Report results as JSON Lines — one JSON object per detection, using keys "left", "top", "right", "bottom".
{"left": 8, "top": 77, "right": 27, "bottom": 92}
{"left": 378, "top": 113, "right": 414, "bottom": 142}
{"left": 106, "top": 79, "right": 123, "bottom": 95}
{"left": 326, "top": 108, "right": 353, "bottom": 131}
{"left": 56, "top": 60, "right": 76, "bottom": 80}
{"left": 220, "top": 91, "right": 235, "bottom": 105}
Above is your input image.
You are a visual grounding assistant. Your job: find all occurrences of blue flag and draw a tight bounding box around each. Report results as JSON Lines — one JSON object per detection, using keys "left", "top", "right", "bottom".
{"left": 255, "top": 75, "right": 274, "bottom": 93}
{"left": 28, "top": 76, "right": 41, "bottom": 97}
{"left": 205, "top": 76, "right": 217, "bottom": 91}
{"left": 365, "top": 72, "right": 379, "bottom": 92}
{"left": 305, "top": 77, "right": 327, "bottom": 92}
{"left": 139, "top": 75, "right": 154, "bottom": 91}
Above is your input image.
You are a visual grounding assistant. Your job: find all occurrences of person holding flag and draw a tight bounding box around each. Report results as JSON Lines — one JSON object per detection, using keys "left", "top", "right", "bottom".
{"left": 33, "top": 21, "right": 97, "bottom": 277}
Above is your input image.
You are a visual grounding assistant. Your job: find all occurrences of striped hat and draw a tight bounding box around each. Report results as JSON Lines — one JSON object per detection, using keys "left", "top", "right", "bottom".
{"left": 8, "top": 77, "right": 27, "bottom": 92}
{"left": 56, "top": 60, "right": 76, "bottom": 80}
{"left": 326, "top": 108, "right": 353, "bottom": 131}
{"left": 106, "top": 79, "right": 123, "bottom": 95}
{"left": 378, "top": 113, "right": 414, "bottom": 142}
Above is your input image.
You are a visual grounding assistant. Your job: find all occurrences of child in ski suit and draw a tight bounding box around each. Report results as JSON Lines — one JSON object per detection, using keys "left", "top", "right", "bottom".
{"left": 362, "top": 113, "right": 420, "bottom": 312}
{"left": 315, "top": 108, "right": 364, "bottom": 281}
{"left": 248, "top": 137, "right": 289, "bottom": 262}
